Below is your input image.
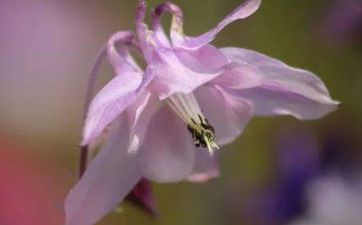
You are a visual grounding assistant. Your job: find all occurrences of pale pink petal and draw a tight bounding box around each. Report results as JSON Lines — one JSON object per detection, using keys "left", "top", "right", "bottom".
{"left": 83, "top": 30, "right": 140, "bottom": 122}
{"left": 137, "top": 26, "right": 222, "bottom": 99}
{"left": 152, "top": 22, "right": 172, "bottom": 48}
{"left": 81, "top": 70, "right": 143, "bottom": 145}
{"left": 148, "top": 48, "right": 222, "bottom": 99}
{"left": 221, "top": 48, "right": 340, "bottom": 119}
{"left": 135, "top": 0, "right": 156, "bottom": 62}
{"left": 81, "top": 29, "right": 147, "bottom": 145}
{"left": 138, "top": 107, "right": 195, "bottom": 182}
{"left": 195, "top": 86, "right": 254, "bottom": 146}
{"left": 65, "top": 118, "right": 142, "bottom": 225}
{"left": 136, "top": 2, "right": 222, "bottom": 99}
{"left": 151, "top": 2, "right": 184, "bottom": 48}
{"left": 229, "top": 84, "right": 339, "bottom": 120}
{"left": 210, "top": 62, "right": 262, "bottom": 89}
{"left": 174, "top": 44, "right": 228, "bottom": 73}
{"left": 106, "top": 31, "right": 142, "bottom": 74}
{"left": 186, "top": 150, "right": 219, "bottom": 183}
{"left": 151, "top": 4, "right": 173, "bottom": 48}
{"left": 173, "top": 0, "right": 262, "bottom": 50}
{"left": 126, "top": 91, "right": 160, "bottom": 153}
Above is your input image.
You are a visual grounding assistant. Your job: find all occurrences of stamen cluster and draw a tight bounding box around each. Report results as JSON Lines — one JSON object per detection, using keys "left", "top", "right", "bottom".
{"left": 187, "top": 114, "right": 219, "bottom": 154}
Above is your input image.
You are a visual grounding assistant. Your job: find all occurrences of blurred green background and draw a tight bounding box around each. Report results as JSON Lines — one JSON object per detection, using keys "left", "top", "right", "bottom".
{"left": 0, "top": 0, "right": 361, "bottom": 224}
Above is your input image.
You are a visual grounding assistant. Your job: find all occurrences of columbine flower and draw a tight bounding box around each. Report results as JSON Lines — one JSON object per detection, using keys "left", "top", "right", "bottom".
{"left": 65, "top": 0, "right": 339, "bottom": 224}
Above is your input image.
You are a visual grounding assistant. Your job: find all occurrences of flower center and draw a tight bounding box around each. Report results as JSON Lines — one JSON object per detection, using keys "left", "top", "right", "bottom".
{"left": 166, "top": 93, "right": 219, "bottom": 154}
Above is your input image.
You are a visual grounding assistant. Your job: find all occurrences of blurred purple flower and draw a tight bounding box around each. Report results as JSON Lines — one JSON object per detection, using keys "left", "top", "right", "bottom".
{"left": 252, "top": 124, "right": 362, "bottom": 225}
{"left": 288, "top": 173, "right": 362, "bottom": 225}
{"left": 254, "top": 131, "right": 320, "bottom": 225}
{"left": 317, "top": 0, "right": 362, "bottom": 45}
{"left": 65, "top": 0, "right": 339, "bottom": 224}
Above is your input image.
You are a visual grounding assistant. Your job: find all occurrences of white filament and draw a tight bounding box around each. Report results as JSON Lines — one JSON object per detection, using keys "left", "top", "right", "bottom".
{"left": 166, "top": 92, "right": 219, "bottom": 154}
{"left": 167, "top": 92, "right": 202, "bottom": 124}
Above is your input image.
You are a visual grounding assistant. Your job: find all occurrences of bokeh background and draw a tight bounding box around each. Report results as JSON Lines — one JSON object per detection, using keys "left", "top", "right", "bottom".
{"left": 0, "top": 0, "right": 361, "bottom": 224}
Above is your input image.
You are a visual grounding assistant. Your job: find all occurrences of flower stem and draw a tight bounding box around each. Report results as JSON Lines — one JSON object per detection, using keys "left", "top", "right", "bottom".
{"left": 79, "top": 145, "right": 88, "bottom": 179}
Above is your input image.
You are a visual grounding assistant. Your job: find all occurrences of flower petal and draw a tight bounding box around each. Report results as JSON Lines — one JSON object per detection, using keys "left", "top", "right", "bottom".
{"left": 136, "top": 3, "right": 222, "bottom": 99}
{"left": 127, "top": 91, "right": 160, "bottom": 154}
{"left": 135, "top": 0, "right": 157, "bottom": 62}
{"left": 174, "top": 44, "right": 229, "bottom": 73}
{"left": 138, "top": 107, "right": 195, "bottom": 182}
{"left": 81, "top": 30, "right": 147, "bottom": 145}
{"left": 106, "top": 31, "right": 142, "bottom": 74}
{"left": 148, "top": 48, "right": 222, "bottom": 99}
{"left": 186, "top": 150, "right": 219, "bottom": 183}
{"left": 81, "top": 70, "right": 143, "bottom": 145}
{"left": 173, "top": 0, "right": 262, "bottom": 50}
{"left": 83, "top": 30, "right": 140, "bottom": 122}
{"left": 65, "top": 118, "right": 142, "bottom": 225}
{"left": 221, "top": 48, "right": 340, "bottom": 119}
{"left": 151, "top": 4, "right": 173, "bottom": 48}
{"left": 195, "top": 86, "right": 254, "bottom": 146}
{"left": 210, "top": 61, "right": 262, "bottom": 89}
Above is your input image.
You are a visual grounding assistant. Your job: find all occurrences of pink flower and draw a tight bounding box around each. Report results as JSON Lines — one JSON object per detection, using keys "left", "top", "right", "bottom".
{"left": 65, "top": 0, "right": 339, "bottom": 224}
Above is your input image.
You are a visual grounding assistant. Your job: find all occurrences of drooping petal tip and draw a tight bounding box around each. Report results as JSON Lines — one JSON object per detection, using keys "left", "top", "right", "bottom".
{"left": 81, "top": 30, "right": 146, "bottom": 145}
{"left": 173, "top": 0, "right": 262, "bottom": 50}
{"left": 106, "top": 31, "right": 141, "bottom": 74}
{"left": 136, "top": 0, "right": 147, "bottom": 23}
{"left": 220, "top": 47, "right": 340, "bottom": 120}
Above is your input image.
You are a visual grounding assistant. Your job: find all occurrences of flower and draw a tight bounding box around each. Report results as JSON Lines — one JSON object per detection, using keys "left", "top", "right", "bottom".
{"left": 65, "top": 0, "right": 339, "bottom": 224}
{"left": 252, "top": 124, "right": 361, "bottom": 225}
{"left": 253, "top": 131, "right": 320, "bottom": 225}
{"left": 317, "top": 0, "right": 362, "bottom": 46}
{"left": 287, "top": 173, "right": 362, "bottom": 225}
